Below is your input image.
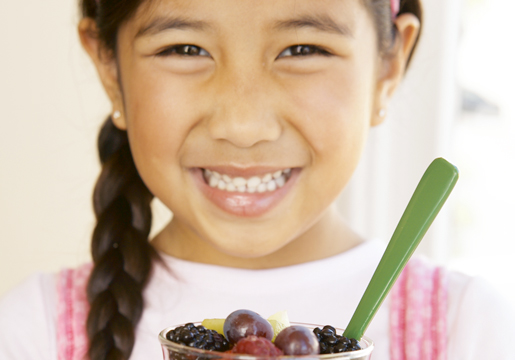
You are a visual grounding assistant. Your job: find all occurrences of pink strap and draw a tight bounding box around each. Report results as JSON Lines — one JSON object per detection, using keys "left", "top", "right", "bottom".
{"left": 390, "top": 257, "right": 448, "bottom": 360}
{"left": 56, "top": 263, "right": 93, "bottom": 360}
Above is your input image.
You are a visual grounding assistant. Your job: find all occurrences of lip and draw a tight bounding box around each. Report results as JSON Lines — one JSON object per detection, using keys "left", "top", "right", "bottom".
{"left": 190, "top": 167, "right": 300, "bottom": 217}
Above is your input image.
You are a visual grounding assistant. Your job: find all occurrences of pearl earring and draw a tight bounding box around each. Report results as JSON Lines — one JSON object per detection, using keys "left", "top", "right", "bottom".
{"left": 379, "top": 108, "right": 387, "bottom": 118}
{"left": 113, "top": 110, "right": 121, "bottom": 120}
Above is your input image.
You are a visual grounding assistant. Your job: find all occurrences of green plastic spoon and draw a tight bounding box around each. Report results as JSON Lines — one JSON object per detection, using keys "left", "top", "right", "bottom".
{"left": 343, "top": 157, "right": 459, "bottom": 340}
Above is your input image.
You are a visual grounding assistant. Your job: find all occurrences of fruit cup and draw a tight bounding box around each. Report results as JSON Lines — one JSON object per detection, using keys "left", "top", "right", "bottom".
{"left": 159, "top": 323, "right": 374, "bottom": 360}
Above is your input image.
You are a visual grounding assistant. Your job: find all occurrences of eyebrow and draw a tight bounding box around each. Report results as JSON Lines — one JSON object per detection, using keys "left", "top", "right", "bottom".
{"left": 273, "top": 14, "right": 354, "bottom": 37}
{"left": 136, "top": 16, "right": 212, "bottom": 38}
{"left": 136, "top": 13, "right": 353, "bottom": 39}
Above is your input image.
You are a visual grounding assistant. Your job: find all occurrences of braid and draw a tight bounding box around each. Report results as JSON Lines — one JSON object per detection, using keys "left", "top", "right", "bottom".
{"left": 87, "top": 117, "right": 156, "bottom": 360}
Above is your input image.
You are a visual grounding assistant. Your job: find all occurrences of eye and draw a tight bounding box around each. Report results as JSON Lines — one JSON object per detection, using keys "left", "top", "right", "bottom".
{"left": 156, "top": 44, "right": 210, "bottom": 57}
{"left": 278, "top": 45, "right": 331, "bottom": 58}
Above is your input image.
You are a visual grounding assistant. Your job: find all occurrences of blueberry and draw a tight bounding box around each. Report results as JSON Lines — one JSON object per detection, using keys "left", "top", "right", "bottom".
{"left": 166, "top": 324, "right": 230, "bottom": 352}
{"left": 313, "top": 325, "right": 361, "bottom": 354}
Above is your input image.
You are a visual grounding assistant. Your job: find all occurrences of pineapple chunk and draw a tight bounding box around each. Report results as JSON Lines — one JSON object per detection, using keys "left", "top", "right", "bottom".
{"left": 267, "top": 310, "right": 290, "bottom": 341}
{"left": 201, "top": 318, "right": 225, "bottom": 334}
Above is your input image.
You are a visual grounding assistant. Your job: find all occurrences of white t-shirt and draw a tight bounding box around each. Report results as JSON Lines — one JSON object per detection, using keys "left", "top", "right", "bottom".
{"left": 1, "top": 240, "right": 514, "bottom": 359}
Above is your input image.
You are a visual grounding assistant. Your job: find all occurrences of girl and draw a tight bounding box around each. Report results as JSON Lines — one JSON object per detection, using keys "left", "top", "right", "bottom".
{"left": 1, "top": 0, "right": 513, "bottom": 359}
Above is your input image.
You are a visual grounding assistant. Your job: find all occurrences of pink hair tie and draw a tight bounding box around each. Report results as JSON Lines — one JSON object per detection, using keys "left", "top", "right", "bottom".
{"left": 391, "top": 0, "right": 400, "bottom": 19}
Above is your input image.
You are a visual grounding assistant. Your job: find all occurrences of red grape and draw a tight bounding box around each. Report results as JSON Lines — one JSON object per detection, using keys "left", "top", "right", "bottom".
{"left": 274, "top": 325, "right": 320, "bottom": 355}
{"left": 223, "top": 309, "right": 274, "bottom": 343}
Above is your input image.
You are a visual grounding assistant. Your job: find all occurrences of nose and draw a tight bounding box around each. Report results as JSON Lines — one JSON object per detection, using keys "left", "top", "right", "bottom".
{"left": 206, "top": 68, "right": 282, "bottom": 148}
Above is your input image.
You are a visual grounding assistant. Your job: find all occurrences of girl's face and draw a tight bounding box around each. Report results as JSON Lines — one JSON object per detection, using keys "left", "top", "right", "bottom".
{"left": 94, "top": 0, "right": 404, "bottom": 261}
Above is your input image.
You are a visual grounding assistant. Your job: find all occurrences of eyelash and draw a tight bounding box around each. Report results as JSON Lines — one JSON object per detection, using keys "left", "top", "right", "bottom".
{"left": 156, "top": 45, "right": 210, "bottom": 57}
{"left": 279, "top": 45, "right": 331, "bottom": 58}
{"left": 155, "top": 44, "right": 331, "bottom": 58}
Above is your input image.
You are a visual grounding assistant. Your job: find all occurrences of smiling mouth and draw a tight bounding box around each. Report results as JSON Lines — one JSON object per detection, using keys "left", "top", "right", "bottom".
{"left": 202, "top": 168, "right": 293, "bottom": 193}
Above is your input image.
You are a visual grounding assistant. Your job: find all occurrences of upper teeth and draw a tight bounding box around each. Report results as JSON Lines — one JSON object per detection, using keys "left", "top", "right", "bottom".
{"left": 204, "top": 168, "right": 291, "bottom": 193}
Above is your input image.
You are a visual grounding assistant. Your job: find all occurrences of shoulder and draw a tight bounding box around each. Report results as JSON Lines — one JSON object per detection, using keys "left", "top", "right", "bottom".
{"left": 390, "top": 257, "right": 515, "bottom": 359}
{"left": 446, "top": 270, "right": 515, "bottom": 359}
{"left": 0, "top": 263, "right": 93, "bottom": 360}
{"left": 0, "top": 272, "right": 58, "bottom": 359}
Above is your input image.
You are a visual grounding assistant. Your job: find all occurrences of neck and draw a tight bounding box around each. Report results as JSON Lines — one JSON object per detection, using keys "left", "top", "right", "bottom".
{"left": 151, "top": 206, "right": 364, "bottom": 269}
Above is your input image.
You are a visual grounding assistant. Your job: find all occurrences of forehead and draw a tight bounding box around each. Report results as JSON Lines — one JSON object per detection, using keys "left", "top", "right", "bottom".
{"left": 126, "top": 0, "right": 370, "bottom": 37}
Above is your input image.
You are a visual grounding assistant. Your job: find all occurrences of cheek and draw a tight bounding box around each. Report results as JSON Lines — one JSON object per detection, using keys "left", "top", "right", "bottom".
{"left": 283, "top": 63, "right": 377, "bottom": 200}
{"left": 287, "top": 67, "right": 375, "bottom": 159}
{"left": 121, "top": 67, "right": 201, "bottom": 173}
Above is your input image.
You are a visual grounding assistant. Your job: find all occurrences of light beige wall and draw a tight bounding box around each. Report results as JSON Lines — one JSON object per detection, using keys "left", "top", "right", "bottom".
{"left": 0, "top": 1, "right": 106, "bottom": 295}
{"left": 338, "top": 0, "right": 462, "bottom": 262}
{"left": 0, "top": 2, "right": 175, "bottom": 296}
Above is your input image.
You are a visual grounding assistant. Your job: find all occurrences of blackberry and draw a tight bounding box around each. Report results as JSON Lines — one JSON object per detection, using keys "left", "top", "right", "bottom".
{"left": 166, "top": 323, "right": 231, "bottom": 352}
{"left": 313, "top": 325, "right": 361, "bottom": 354}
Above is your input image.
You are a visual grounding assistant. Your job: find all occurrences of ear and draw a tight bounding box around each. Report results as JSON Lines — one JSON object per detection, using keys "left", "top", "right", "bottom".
{"left": 372, "top": 13, "right": 421, "bottom": 126}
{"left": 78, "top": 18, "right": 127, "bottom": 130}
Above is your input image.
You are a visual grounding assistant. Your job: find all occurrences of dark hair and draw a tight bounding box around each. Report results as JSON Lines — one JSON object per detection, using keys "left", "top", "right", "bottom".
{"left": 86, "top": 117, "right": 157, "bottom": 360}
{"left": 80, "top": 0, "right": 423, "bottom": 359}
{"left": 364, "top": 0, "right": 423, "bottom": 66}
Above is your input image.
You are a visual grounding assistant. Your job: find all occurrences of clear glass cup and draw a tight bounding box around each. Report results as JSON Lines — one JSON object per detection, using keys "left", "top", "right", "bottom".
{"left": 159, "top": 322, "right": 374, "bottom": 360}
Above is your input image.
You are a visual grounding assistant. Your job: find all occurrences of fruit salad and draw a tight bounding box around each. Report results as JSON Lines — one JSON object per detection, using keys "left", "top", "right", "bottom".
{"left": 163, "top": 309, "right": 362, "bottom": 357}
